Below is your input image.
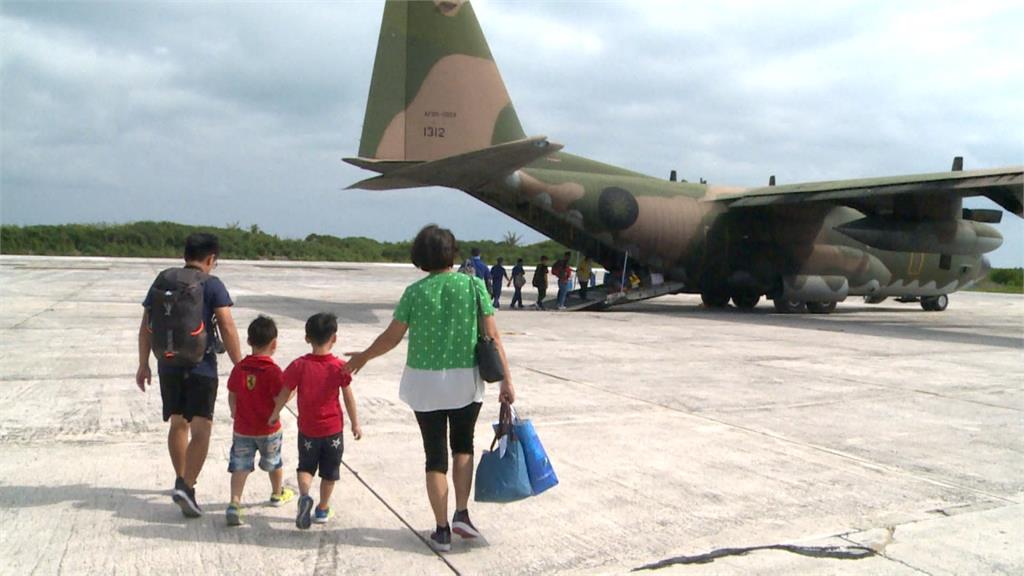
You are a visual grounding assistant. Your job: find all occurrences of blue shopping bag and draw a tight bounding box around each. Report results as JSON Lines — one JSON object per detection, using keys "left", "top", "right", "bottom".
{"left": 474, "top": 436, "right": 533, "bottom": 502}
{"left": 475, "top": 402, "right": 532, "bottom": 503}
{"left": 512, "top": 415, "right": 558, "bottom": 495}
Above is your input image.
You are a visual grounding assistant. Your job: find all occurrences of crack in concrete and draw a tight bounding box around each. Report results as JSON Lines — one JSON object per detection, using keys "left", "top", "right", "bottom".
{"left": 56, "top": 513, "right": 77, "bottom": 575}
{"left": 837, "top": 534, "right": 936, "bottom": 576}
{"left": 631, "top": 542, "right": 877, "bottom": 571}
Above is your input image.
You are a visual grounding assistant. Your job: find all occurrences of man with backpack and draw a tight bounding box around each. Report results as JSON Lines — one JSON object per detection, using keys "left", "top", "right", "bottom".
{"left": 136, "top": 232, "right": 241, "bottom": 518}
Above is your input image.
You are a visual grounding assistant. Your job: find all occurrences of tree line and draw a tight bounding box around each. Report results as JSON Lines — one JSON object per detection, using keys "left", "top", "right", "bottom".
{"left": 0, "top": 221, "right": 568, "bottom": 266}
{"left": 1, "top": 222, "right": 1019, "bottom": 292}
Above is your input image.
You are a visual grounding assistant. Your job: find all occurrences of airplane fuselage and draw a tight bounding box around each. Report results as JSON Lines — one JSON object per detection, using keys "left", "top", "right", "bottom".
{"left": 466, "top": 152, "right": 994, "bottom": 305}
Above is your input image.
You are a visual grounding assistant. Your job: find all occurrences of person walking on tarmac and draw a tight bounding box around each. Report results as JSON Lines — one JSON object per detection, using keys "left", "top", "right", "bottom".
{"left": 136, "top": 233, "right": 242, "bottom": 518}
{"left": 577, "top": 256, "right": 593, "bottom": 300}
{"left": 490, "top": 258, "right": 510, "bottom": 309}
{"left": 532, "top": 255, "right": 549, "bottom": 310}
{"left": 551, "top": 251, "right": 573, "bottom": 310}
{"left": 469, "top": 248, "right": 490, "bottom": 296}
{"left": 509, "top": 258, "right": 526, "bottom": 309}
{"left": 344, "top": 225, "right": 515, "bottom": 552}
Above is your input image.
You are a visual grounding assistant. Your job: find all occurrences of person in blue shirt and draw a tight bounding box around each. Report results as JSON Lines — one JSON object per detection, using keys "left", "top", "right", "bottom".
{"left": 509, "top": 258, "right": 526, "bottom": 309}
{"left": 137, "top": 232, "right": 242, "bottom": 519}
{"left": 490, "top": 258, "right": 510, "bottom": 308}
{"left": 470, "top": 247, "right": 490, "bottom": 295}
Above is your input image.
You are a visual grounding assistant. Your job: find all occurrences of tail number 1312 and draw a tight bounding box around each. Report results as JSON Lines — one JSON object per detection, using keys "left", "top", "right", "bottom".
{"left": 423, "top": 126, "right": 446, "bottom": 138}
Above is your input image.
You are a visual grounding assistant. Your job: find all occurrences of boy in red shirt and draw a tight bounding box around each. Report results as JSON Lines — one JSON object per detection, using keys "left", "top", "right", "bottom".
{"left": 269, "top": 312, "right": 362, "bottom": 530}
{"left": 225, "top": 315, "right": 295, "bottom": 526}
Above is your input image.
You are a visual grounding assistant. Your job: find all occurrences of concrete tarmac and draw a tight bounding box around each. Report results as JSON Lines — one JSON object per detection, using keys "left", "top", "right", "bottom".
{"left": 1, "top": 255, "right": 1021, "bottom": 575}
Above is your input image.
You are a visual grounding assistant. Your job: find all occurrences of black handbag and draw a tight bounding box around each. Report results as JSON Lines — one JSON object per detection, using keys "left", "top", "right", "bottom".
{"left": 472, "top": 277, "right": 506, "bottom": 382}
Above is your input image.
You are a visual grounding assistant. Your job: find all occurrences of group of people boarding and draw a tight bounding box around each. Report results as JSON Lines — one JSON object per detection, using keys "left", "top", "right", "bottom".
{"left": 136, "top": 227, "right": 514, "bottom": 551}
{"left": 465, "top": 249, "right": 594, "bottom": 311}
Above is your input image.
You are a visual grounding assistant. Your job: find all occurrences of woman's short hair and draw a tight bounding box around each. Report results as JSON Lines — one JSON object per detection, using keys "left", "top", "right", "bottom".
{"left": 411, "top": 224, "right": 458, "bottom": 272}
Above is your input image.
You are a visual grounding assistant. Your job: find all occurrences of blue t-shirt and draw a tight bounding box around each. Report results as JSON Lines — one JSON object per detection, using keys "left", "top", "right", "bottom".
{"left": 472, "top": 256, "right": 489, "bottom": 282}
{"left": 490, "top": 264, "right": 507, "bottom": 285}
{"left": 143, "top": 269, "right": 233, "bottom": 378}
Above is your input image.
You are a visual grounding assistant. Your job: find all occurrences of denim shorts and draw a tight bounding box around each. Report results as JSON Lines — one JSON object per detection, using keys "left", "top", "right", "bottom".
{"left": 228, "top": 430, "right": 284, "bottom": 473}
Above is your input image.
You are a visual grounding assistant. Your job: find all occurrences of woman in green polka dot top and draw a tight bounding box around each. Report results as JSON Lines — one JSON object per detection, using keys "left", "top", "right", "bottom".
{"left": 345, "top": 224, "right": 515, "bottom": 549}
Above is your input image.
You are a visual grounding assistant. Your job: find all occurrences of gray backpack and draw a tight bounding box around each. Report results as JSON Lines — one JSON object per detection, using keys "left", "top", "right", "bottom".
{"left": 147, "top": 267, "right": 209, "bottom": 367}
{"left": 458, "top": 259, "right": 476, "bottom": 276}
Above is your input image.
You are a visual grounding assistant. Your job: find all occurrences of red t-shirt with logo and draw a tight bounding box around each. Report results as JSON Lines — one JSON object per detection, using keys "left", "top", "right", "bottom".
{"left": 283, "top": 353, "right": 352, "bottom": 437}
{"left": 227, "top": 355, "right": 284, "bottom": 436}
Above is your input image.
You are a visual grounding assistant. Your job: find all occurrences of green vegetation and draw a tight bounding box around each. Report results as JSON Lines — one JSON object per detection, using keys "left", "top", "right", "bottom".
{"left": 2, "top": 222, "right": 1020, "bottom": 293}
{"left": 969, "top": 267, "right": 1023, "bottom": 294}
{"left": 0, "top": 222, "right": 567, "bottom": 265}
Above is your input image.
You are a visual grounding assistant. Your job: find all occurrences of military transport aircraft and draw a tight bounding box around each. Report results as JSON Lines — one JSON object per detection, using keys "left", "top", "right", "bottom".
{"left": 345, "top": 0, "right": 1023, "bottom": 313}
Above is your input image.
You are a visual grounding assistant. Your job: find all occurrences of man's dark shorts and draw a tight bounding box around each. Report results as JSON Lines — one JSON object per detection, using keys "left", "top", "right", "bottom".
{"left": 159, "top": 371, "right": 218, "bottom": 422}
{"left": 297, "top": 432, "right": 343, "bottom": 481}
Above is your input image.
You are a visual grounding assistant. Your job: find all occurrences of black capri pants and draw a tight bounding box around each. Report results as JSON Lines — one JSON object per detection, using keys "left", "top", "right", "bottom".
{"left": 414, "top": 402, "right": 483, "bottom": 473}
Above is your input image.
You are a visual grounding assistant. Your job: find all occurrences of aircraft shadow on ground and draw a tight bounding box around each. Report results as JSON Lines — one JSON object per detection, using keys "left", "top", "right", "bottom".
{"left": 615, "top": 302, "right": 1022, "bottom": 350}
{"left": 237, "top": 295, "right": 383, "bottom": 325}
{"left": 0, "top": 482, "right": 432, "bottom": 554}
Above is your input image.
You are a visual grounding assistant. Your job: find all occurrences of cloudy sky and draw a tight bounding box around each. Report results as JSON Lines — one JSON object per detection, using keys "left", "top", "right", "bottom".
{"left": 2, "top": 0, "right": 1022, "bottom": 266}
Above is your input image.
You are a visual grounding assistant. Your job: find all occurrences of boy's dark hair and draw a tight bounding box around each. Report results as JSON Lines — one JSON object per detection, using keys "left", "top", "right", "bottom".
{"left": 471, "top": 247, "right": 481, "bottom": 257}
{"left": 247, "top": 315, "right": 277, "bottom": 348}
{"left": 540, "top": 255, "right": 548, "bottom": 261}
{"left": 563, "top": 251, "right": 571, "bottom": 258}
{"left": 411, "top": 224, "right": 458, "bottom": 272}
{"left": 184, "top": 232, "right": 220, "bottom": 262}
{"left": 305, "top": 312, "right": 338, "bottom": 346}
{"left": 516, "top": 258, "right": 523, "bottom": 263}
{"left": 496, "top": 257, "right": 504, "bottom": 265}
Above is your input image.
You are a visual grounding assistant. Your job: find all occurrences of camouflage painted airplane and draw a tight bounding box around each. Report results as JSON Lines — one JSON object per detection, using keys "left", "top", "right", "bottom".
{"left": 346, "top": 0, "right": 1023, "bottom": 313}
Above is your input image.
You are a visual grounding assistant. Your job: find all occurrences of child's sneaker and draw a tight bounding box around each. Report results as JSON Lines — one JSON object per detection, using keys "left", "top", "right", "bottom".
{"left": 452, "top": 509, "right": 482, "bottom": 539}
{"left": 225, "top": 503, "right": 243, "bottom": 527}
{"left": 296, "top": 495, "right": 314, "bottom": 530}
{"left": 429, "top": 524, "right": 452, "bottom": 552}
{"left": 313, "top": 506, "right": 333, "bottom": 524}
{"left": 270, "top": 487, "right": 296, "bottom": 507}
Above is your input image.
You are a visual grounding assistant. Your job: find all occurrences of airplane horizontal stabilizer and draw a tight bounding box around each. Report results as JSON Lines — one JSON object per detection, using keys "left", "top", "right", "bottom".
{"left": 342, "top": 158, "right": 419, "bottom": 175}
{"left": 346, "top": 136, "right": 563, "bottom": 191}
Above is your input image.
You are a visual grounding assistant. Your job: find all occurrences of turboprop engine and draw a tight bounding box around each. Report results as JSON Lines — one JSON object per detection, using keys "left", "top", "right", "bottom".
{"left": 836, "top": 217, "right": 1002, "bottom": 255}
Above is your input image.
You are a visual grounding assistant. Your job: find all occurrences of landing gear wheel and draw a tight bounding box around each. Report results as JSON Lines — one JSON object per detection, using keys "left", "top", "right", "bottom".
{"left": 806, "top": 301, "right": 837, "bottom": 314}
{"left": 863, "top": 295, "right": 887, "bottom": 304}
{"left": 701, "top": 291, "right": 730, "bottom": 308}
{"left": 921, "top": 294, "right": 948, "bottom": 312}
{"left": 732, "top": 294, "right": 761, "bottom": 310}
{"left": 773, "top": 299, "right": 806, "bottom": 314}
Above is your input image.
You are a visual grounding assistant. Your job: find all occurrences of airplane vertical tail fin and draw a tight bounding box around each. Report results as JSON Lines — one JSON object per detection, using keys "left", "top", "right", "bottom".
{"left": 357, "top": 0, "right": 527, "bottom": 162}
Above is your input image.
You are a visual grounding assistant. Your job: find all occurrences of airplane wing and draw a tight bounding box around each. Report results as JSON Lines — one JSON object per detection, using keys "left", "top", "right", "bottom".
{"left": 711, "top": 166, "right": 1023, "bottom": 217}
{"left": 344, "top": 136, "right": 563, "bottom": 191}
